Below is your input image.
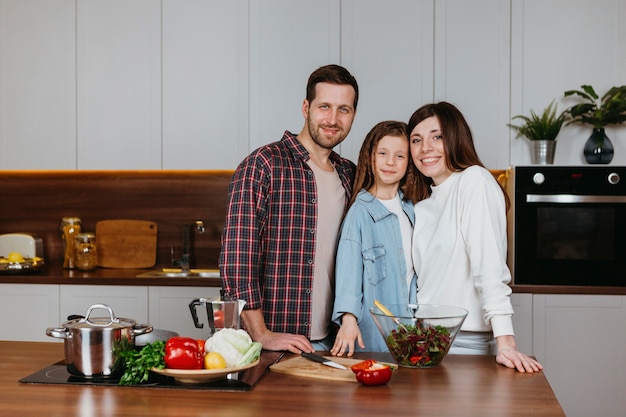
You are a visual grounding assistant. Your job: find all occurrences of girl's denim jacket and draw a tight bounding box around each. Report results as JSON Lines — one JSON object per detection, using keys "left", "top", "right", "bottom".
{"left": 333, "top": 189, "right": 418, "bottom": 352}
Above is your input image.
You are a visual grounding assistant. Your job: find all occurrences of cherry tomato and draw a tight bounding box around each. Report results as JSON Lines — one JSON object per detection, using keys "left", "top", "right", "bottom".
{"left": 350, "top": 359, "right": 393, "bottom": 386}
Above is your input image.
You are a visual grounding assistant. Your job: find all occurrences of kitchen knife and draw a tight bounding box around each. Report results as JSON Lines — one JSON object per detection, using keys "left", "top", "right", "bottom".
{"left": 301, "top": 352, "right": 347, "bottom": 370}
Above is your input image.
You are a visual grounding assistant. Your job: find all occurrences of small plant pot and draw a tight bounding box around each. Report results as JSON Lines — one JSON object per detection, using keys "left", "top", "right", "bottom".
{"left": 531, "top": 140, "right": 556, "bottom": 165}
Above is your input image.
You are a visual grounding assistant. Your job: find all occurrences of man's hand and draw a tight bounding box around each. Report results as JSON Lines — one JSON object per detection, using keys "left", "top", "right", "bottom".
{"left": 241, "top": 309, "right": 315, "bottom": 353}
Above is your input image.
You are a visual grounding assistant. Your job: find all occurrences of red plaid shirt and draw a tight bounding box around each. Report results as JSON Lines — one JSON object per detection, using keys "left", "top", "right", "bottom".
{"left": 219, "top": 131, "right": 356, "bottom": 338}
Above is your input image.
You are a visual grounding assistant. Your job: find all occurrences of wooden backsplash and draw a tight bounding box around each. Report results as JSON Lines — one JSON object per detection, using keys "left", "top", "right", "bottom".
{"left": 0, "top": 170, "right": 234, "bottom": 269}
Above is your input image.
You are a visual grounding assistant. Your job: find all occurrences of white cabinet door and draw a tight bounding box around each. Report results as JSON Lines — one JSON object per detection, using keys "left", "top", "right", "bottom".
{"left": 0, "top": 0, "right": 76, "bottom": 169}
{"left": 248, "top": 0, "right": 341, "bottom": 155}
{"left": 433, "top": 0, "right": 511, "bottom": 169}
{"left": 510, "top": 0, "right": 626, "bottom": 166}
{"left": 148, "top": 286, "right": 221, "bottom": 340}
{"left": 161, "top": 0, "right": 248, "bottom": 170}
{"left": 510, "top": 293, "right": 533, "bottom": 355}
{"left": 0, "top": 284, "right": 59, "bottom": 342}
{"left": 76, "top": 0, "right": 161, "bottom": 169}
{"left": 533, "top": 294, "right": 626, "bottom": 417}
{"left": 59, "top": 285, "right": 149, "bottom": 324}
{"left": 339, "top": 0, "right": 434, "bottom": 164}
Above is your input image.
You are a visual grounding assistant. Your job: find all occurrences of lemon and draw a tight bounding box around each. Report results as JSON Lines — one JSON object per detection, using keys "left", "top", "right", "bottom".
{"left": 7, "top": 252, "right": 24, "bottom": 263}
{"left": 204, "top": 351, "right": 227, "bottom": 369}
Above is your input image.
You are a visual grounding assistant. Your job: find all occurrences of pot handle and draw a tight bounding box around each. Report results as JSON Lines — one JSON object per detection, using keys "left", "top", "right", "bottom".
{"left": 84, "top": 303, "right": 117, "bottom": 326}
{"left": 131, "top": 323, "right": 153, "bottom": 337}
{"left": 189, "top": 298, "right": 207, "bottom": 329}
{"left": 46, "top": 327, "right": 70, "bottom": 340}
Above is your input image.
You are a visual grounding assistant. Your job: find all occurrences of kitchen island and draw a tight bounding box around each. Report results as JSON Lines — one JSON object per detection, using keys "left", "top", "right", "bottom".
{"left": 1, "top": 341, "right": 564, "bottom": 417}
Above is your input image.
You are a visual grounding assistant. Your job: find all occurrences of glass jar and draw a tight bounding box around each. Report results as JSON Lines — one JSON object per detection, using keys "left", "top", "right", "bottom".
{"left": 74, "top": 232, "right": 97, "bottom": 271}
{"left": 61, "top": 217, "right": 82, "bottom": 269}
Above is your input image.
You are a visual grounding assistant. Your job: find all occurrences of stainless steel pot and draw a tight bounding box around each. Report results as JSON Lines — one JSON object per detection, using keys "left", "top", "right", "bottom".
{"left": 46, "top": 303, "right": 152, "bottom": 378}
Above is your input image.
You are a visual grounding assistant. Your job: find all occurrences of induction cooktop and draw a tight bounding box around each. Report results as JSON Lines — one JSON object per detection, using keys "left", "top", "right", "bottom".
{"left": 20, "top": 351, "right": 284, "bottom": 392}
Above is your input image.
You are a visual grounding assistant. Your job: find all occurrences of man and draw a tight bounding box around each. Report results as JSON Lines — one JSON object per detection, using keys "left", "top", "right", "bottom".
{"left": 220, "top": 64, "right": 359, "bottom": 353}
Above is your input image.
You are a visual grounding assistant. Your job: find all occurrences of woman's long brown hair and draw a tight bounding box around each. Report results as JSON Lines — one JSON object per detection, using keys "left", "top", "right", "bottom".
{"left": 403, "top": 102, "right": 509, "bottom": 209}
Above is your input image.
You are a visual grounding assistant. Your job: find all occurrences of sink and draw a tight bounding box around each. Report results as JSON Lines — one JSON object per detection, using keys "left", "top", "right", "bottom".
{"left": 136, "top": 269, "right": 220, "bottom": 278}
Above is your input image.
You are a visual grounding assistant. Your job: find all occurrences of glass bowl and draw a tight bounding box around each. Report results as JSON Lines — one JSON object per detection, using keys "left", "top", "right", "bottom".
{"left": 370, "top": 303, "right": 468, "bottom": 368}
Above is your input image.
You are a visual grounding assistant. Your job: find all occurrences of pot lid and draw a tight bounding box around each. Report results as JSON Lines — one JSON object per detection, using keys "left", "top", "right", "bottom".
{"left": 62, "top": 304, "right": 136, "bottom": 330}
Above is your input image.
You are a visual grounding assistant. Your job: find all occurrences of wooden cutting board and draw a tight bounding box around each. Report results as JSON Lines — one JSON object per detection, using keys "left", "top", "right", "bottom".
{"left": 95, "top": 220, "right": 157, "bottom": 268}
{"left": 269, "top": 355, "right": 397, "bottom": 382}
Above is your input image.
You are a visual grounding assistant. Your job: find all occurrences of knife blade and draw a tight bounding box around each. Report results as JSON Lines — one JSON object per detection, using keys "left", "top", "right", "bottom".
{"left": 301, "top": 352, "right": 347, "bottom": 370}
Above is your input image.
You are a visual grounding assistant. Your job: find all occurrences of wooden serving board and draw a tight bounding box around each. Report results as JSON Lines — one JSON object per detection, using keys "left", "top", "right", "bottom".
{"left": 269, "top": 356, "right": 373, "bottom": 382}
{"left": 95, "top": 220, "right": 157, "bottom": 268}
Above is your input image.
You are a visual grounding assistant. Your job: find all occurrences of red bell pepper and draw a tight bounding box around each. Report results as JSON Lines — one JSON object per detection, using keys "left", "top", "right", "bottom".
{"left": 164, "top": 337, "right": 203, "bottom": 369}
{"left": 350, "top": 359, "right": 393, "bottom": 386}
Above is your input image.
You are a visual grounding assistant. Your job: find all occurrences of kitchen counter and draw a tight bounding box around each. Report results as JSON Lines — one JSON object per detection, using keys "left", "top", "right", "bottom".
{"left": 4, "top": 268, "right": 626, "bottom": 294}
{"left": 2, "top": 341, "right": 564, "bottom": 417}
{"left": 0, "top": 266, "right": 221, "bottom": 287}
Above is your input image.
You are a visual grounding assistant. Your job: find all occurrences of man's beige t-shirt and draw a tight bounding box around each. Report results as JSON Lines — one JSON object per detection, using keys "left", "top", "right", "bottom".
{"left": 307, "top": 160, "right": 345, "bottom": 340}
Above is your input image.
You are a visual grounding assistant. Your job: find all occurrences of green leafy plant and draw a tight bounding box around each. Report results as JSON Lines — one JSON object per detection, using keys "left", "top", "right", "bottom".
{"left": 508, "top": 100, "right": 566, "bottom": 141}
{"left": 563, "top": 85, "right": 626, "bottom": 128}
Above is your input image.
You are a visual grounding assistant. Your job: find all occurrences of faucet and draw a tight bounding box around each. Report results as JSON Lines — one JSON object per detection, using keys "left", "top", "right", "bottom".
{"left": 176, "top": 220, "right": 205, "bottom": 272}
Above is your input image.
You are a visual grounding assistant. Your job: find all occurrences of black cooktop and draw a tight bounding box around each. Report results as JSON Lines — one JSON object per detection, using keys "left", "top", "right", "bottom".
{"left": 20, "top": 351, "right": 284, "bottom": 392}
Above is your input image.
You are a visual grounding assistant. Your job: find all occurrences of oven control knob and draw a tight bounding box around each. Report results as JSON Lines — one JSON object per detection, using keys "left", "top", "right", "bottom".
{"left": 532, "top": 172, "right": 545, "bottom": 185}
{"left": 608, "top": 172, "right": 620, "bottom": 185}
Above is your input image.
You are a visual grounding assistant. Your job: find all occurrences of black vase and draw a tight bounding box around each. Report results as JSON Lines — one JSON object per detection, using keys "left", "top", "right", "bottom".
{"left": 583, "top": 128, "right": 614, "bottom": 164}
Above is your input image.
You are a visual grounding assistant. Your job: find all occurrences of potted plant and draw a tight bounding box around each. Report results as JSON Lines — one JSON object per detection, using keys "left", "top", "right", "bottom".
{"left": 563, "top": 85, "right": 626, "bottom": 164}
{"left": 508, "top": 100, "right": 566, "bottom": 165}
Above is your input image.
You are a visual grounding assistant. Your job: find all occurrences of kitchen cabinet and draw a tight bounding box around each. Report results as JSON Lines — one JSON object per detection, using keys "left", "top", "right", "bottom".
{"left": 0, "top": 283, "right": 217, "bottom": 343}
{"left": 0, "top": 0, "right": 76, "bottom": 169}
{"left": 532, "top": 294, "right": 626, "bottom": 417}
{"left": 338, "top": 0, "right": 433, "bottom": 163}
{"left": 510, "top": 293, "right": 533, "bottom": 354}
{"left": 148, "top": 286, "right": 221, "bottom": 341}
{"left": 162, "top": 0, "right": 248, "bottom": 169}
{"left": 75, "top": 0, "right": 162, "bottom": 169}
{"left": 0, "top": 284, "right": 60, "bottom": 342}
{"left": 59, "top": 285, "right": 149, "bottom": 324}
{"left": 3, "top": 1, "right": 624, "bottom": 169}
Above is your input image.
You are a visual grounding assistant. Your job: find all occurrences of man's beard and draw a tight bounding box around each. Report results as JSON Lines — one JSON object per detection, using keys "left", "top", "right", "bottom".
{"left": 307, "top": 116, "right": 349, "bottom": 150}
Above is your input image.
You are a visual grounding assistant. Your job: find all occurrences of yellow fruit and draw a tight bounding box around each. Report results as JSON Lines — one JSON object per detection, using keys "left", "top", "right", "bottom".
{"left": 204, "top": 351, "right": 227, "bottom": 369}
{"left": 7, "top": 252, "right": 24, "bottom": 263}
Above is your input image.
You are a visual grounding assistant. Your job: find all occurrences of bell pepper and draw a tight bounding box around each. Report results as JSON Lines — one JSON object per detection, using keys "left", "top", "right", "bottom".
{"left": 164, "top": 337, "right": 203, "bottom": 369}
{"left": 351, "top": 359, "right": 393, "bottom": 386}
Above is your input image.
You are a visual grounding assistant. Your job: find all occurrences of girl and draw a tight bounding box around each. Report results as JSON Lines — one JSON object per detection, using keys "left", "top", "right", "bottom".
{"left": 405, "top": 102, "right": 542, "bottom": 373}
{"left": 331, "top": 120, "right": 418, "bottom": 356}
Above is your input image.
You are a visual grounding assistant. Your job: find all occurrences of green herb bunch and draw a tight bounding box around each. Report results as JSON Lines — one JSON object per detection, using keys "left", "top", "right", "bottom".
{"left": 117, "top": 340, "right": 166, "bottom": 385}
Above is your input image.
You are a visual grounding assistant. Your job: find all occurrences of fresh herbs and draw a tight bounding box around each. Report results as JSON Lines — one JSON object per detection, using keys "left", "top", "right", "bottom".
{"left": 118, "top": 340, "right": 166, "bottom": 385}
{"left": 385, "top": 323, "right": 451, "bottom": 367}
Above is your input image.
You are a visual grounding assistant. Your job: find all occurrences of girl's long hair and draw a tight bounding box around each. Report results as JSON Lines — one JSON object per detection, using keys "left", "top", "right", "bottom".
{"left": 348, "top": 120, "right": 418, "bottom": 208}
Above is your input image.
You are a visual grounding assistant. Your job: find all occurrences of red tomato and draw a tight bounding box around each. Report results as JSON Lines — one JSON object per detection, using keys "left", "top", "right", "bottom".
{"left": 350, "top": 360, "right": 393, "bottom": 386}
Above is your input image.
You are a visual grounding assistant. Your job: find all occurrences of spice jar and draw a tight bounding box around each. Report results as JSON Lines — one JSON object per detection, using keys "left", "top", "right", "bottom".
{"left": 74, "top": 233, "right": 97, "bottom": 271}
{"left": 61, "top": 217, "right": 82, "bottom": 269}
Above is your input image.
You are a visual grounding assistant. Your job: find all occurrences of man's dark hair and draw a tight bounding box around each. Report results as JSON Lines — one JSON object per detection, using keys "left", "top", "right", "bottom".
{"left": 306, "top": 64, "right": 359, "bottom": 110}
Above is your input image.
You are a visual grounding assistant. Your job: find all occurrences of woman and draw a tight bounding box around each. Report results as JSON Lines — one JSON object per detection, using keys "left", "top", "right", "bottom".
{"left": 405, "top": 102, "right": 542, "bottom": 373}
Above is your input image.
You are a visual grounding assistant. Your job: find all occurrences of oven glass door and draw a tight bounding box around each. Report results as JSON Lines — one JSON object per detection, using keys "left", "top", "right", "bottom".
{"left": 515, "top": 194, "right": 626, "bottom": 286}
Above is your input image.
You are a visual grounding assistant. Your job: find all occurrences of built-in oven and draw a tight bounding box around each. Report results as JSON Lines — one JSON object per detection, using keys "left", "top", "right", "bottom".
{"left": 511, "top": 166, "right": 626, "bottom": 287}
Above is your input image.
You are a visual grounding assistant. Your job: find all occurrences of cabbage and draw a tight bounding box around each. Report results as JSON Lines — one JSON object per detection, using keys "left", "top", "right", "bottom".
{"left": 204, "top": 329, "right": 262, "bottom": 367}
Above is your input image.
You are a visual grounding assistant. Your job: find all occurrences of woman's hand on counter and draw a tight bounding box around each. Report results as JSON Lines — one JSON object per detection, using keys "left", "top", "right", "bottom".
{"left": 496, "top": 335, "right": 543, "bottom": 373}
